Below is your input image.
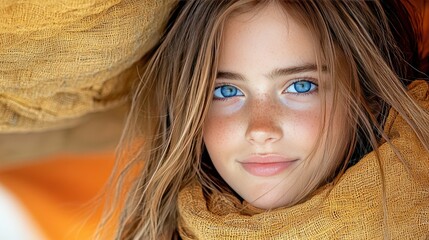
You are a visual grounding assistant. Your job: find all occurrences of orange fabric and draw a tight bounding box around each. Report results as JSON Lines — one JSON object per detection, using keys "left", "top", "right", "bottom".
{"left": 413, "top": 0, "right": 429, "bottom": 72}
{"left": 0, "top": 151, "right": 115, "bottom": 240}
{"left": 404, "top": 0, "right": 429, "bottom": 73}
{"left": 423, "top": 0, "right": 429, "bottom": 72}
{"left": 421, "top": 0, "right": 429, "bottom": 58}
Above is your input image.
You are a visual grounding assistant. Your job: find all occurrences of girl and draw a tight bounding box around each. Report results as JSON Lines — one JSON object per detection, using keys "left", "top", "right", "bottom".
{"left": 100, "top": 0, "right": 429, "bottom": 239}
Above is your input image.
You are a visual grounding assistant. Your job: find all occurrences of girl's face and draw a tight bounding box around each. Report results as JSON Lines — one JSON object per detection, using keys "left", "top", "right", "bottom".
{"left": 203, "top": 3, "right": 348, "bottom": 209}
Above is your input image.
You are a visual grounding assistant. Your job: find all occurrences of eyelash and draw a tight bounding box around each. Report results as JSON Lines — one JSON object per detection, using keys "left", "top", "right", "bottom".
{"left": 213, "top": 78, "right": 318, "bottom": 100}
{"left": 284, "top": 78, "right": 319, "bottom": 96}
{"left": 213, "top": 83, "right": 243, "bottom": 101}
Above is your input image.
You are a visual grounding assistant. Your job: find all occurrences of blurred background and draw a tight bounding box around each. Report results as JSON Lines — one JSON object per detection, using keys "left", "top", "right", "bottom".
{"left": 0, "top": 107, "right": 124, "bottom": 239}
{"left": 0, "top": 0, "right": 173, "bottom": 239}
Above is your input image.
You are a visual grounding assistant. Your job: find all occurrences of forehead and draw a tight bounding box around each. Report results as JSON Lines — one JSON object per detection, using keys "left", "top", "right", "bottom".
{"left": 219, "top": 2, "right": 319, "bottom": 73}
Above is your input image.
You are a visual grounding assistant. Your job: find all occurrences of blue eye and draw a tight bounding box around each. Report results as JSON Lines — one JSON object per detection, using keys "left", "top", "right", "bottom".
{"left": 213, "top": 85, "right": 244, "bottom": 99}
{"left": 286, "top": 80, "right": 317, "bottom": 94}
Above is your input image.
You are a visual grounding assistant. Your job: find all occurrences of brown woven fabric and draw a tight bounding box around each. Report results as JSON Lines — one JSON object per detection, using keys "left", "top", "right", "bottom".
{"left": 178, "top": 80, "right": 429, "bottom": 239}
{"left": 0, "top": 0, "right": 175, "bottom": 132}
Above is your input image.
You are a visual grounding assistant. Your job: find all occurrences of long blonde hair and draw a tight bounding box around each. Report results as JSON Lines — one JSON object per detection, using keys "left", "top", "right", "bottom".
{"left": 99, "top": 1, "right": 429, "bottom": 239}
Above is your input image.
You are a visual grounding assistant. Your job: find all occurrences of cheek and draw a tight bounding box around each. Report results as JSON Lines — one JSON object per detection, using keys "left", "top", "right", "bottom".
{"left": 310, "top": 101, "right": 351, "bottom": 173}
{"left": 330, "top": 103, "right": 352, "bottom": 156}
{"left": 287, "top": 109, "right": 322, "bottom": 151}
{"left": 203, "top": 111, "right": 242, "bottom": 152}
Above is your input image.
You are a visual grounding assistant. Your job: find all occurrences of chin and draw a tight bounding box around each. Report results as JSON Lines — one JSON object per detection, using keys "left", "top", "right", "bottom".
{"left": 246, "top": 195, "right": 292, "bottom": 210}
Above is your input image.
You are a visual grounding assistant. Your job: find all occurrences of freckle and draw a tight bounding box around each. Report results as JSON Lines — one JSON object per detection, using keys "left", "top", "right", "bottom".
{"left": 253, "top": 99, "right": 263, "bottom": 117}
{"left": 215, "top": 119, "right": 226, "bottom": 144}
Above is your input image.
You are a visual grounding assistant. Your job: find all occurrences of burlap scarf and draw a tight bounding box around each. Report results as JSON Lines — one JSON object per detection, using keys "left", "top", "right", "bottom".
{"left": 0, "top": 0, "right": 174, "bottom": 132}
{"left": 177, "top": 80, "right": 429, "bottom": 239}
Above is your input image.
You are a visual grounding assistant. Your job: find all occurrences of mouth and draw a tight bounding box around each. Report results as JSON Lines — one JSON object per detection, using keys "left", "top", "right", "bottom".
{"left": 239, "top": 155, "right": 298, "bottom": 177}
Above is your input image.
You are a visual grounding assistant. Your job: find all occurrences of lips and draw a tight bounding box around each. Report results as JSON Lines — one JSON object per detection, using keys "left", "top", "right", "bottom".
{"left": 239, "top": 155, "right": 297, "bottom": 177}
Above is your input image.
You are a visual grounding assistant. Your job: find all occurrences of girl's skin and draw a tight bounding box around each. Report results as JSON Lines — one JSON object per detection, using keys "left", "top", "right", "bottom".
{"left": 203, "top": 2, "right": 349, "bottom": 210}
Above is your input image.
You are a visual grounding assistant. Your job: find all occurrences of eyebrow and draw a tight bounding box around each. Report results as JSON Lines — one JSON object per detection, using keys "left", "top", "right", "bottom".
{"left": 216, "top": 63, "right": 327, "bottom": 81}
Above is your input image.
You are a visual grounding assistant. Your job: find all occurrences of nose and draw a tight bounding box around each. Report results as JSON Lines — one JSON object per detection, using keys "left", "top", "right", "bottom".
{"left": 245, "top": 101, "right": 283, "bottom": 145}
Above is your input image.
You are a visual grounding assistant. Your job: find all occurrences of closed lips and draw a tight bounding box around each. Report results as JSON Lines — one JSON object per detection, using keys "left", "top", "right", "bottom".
{"left": 239, "top": 155, "right": 297, "bottom": 177}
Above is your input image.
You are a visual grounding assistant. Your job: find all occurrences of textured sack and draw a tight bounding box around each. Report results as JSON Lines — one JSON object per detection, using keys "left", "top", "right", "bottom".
{"left": 0, "top": 0, "right": 174, "bottom": 132}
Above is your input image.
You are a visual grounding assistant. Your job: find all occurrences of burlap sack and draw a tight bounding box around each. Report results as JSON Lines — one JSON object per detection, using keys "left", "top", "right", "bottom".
{"left": 0, "top": 0, "right": 175, "bottom": 132}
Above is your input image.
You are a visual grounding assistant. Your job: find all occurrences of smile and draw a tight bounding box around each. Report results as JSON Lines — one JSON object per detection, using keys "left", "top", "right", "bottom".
{"left": 239, "top": 156, "right": 297, "bottom": 177}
